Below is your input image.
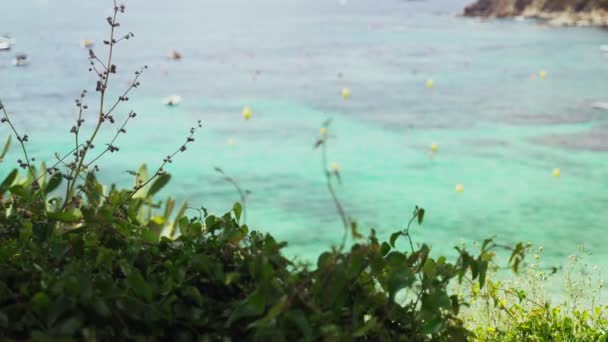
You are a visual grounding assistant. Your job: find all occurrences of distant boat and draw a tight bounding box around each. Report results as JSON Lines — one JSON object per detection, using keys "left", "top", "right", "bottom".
{"left": 591, "top": 101, "right": 608, "bottom": 111}
{"left": 167, "top": 50, "right": 182, "bottom": 61}
{"left": 0, "top": 35, "right": 15, "bottom": 51}
{"left": 163, "top": 95, "right": 182, "bottom": 106}
{"left": 600, "top": 45, "right": 608, "bottom": 53}
{"left": 13, "top": 54, "right": 28, "bottom": 66}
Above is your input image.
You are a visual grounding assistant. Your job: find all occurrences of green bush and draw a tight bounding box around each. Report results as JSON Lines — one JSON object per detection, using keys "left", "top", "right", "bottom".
{"left": 0, "top": 166, "right": 523, "bottom": 340}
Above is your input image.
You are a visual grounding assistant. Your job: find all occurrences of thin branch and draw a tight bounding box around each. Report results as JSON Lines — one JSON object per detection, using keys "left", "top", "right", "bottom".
{"left": 317, "top": 126, "right": 349, "bottom": 251}
{"left": 402, "top": 207, "right": 424, "bottom": 306}
{"left": 103, "top": 67, "right": 144, "bottom": 118}
{"left": 0, "top": 100, "right": 38, "bottom": 185}
{"left": 85, "top": 110, "right": 136, "bottom": 168}
{"left": 22, "top": 145, "right": 82, "bottom": 192}
{"left": 53, "top": 154, "right": 109, "bottom": 204}
{"left": 64, "top": 3, "right": 121, "bottom": 207}
{"left": 120, "top": 121, "right": 203, "bottom": 205}
{"left": 90, "top": 56, "right": 107, "bottom": 76}
{"left": 214, "top": 167, "right": 249, "bottom": 224}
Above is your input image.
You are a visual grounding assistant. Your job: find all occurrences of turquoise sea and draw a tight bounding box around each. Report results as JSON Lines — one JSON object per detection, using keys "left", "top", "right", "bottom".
{"left": 1, "top": 0, "right": 608, "bottom": 271}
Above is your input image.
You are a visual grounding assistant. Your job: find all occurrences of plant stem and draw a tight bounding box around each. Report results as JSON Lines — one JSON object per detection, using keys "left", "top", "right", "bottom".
{"left": 320, "top": 136, "right": 349, "bottom": 250}
{"left": 0, "top": 101, "right": 37, "bottom": 183}
{"left": 64, "top": 2, "right": 119, "bottom": 208}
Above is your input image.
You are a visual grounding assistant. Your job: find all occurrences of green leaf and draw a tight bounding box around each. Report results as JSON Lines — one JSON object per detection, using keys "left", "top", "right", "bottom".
{"left": 322, "top": 268, "right": 348, "bottom": 307}
{"left": 142, "top": 229, "right": 160, "bottom": 244}
{"left": 422, "top": 317, "right": 444, "bottom": 335}
{"left": 350, "top": 221, "right": 363, "bottom": 239}
{"left": 317, "top": 252, "right": 334, "bottom": 270}
{"left": 422, "top": 259, "right": 437, "bottom": 278}
{"left": 227, "top": 291, "right": 267, "bottom": 326}
{"left": 249, "top": 295, "right": 287, "bottom": 329}
{"left": 47, "top": 211, "right": 81, "bottom": 223}
{"left": 387, "top": 266, "right": 415, "bottom": 300}
{"left": 44, "top": 172, "right": 62, "bottom": 194}
{"left": 126, "top": 271, "right": 153, "bottom": 302}
{"left": 233, "top": 202, "right": 242, "bottom": 222}
{"left": 92, "top": 298, "right": 111, "bottom": 317}
{"left": 390, "top": 232, "right": 401, "bottom": 248}
{"left": 183, "top": 286, "right": 203, "bottom": 306}
{"left": 352, "top": 316, "right": 377, "bottom": 337}
{"left": 479, "top": 260, "right": 488, "bottom": 289}
{"left": 288, "top": 310, "right": 313, "bottom": 342}
{"left": 170, "top": 200, "right": 188, "bottom": 238}
{"left": 37, "top": 161, "right": 47, "bottom": 187}
{"left": 83, "top": 172, "right": 103, "bottom": 207}
{"left": 132, "top": 164, "right": 149, "bottom": 198}
{"left": 148, "top": 173, "right": 171, "bottom": 197}
{"left": 0, "top": 311, "right": 7, "bottom": 328}
{"left": 57, "top": 317, "right": 83, "bottom": 335}
{"left": 31, "top": 292, "right": 50, "bottom": 313}
{"left": 417, "top": 208, "right": 425, "bottom": 225}
{"left": 0, "top": 135, "right": 10, "bottom": 162}
{"left": 163, "top": 197, "right": 175, "bottom": 220}
{"left": 380, "top": 242, "right": 391, "bottom": 256}
{"left": 181, "top": 220, "right": 202, "bottom": 237}
{"left": 0, "top": 169, "right": 18, "bottom": 194}
{"left": 346, "top": 252, "right": 364, "bottom": 279}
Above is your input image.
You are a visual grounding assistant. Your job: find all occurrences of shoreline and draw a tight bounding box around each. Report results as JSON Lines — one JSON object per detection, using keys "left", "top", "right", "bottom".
{"left": 462, "top": 0, "right": 608, "bottom": 28}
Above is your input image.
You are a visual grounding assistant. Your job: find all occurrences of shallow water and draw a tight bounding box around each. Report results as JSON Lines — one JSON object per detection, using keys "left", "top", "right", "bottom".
{"left": 1, "top": 0, "right": 608, "bottom": 272}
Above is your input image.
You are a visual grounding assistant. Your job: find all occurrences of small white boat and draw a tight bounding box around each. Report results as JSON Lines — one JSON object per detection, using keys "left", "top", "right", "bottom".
{"left": 163, "top": 95, "right": 182, "bottom": 106}
{"left": 13, "top": 54, "right": 28, "bottom": 66}
{"left": 600, "top": 45, "right": 608, "bottom": 53}
{"left": 591, "top": 101, "right": 608, "bottom": 111}
{"left": 0, "top": 36, "right": 14, "bottom": 51}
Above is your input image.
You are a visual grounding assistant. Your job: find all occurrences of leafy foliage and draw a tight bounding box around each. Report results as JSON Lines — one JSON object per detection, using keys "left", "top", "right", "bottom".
{"left": 0, "top": 167, "right": 525, "bottom": 341}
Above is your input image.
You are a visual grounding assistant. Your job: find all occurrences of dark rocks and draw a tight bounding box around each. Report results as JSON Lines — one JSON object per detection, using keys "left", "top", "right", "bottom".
{"left": 463, "top": 0, "right": 608, "bottom": 27}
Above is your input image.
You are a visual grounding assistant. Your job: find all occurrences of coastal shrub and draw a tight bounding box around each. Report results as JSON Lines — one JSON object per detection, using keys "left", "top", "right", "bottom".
{"left": 460, "top": 246, "right": 608, "bottom": 341}
{"left": 0, "top": 165, "right": 528, "bottom": 341}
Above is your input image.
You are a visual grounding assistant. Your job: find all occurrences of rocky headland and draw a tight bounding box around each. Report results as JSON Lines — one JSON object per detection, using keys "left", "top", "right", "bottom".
{"left": 463, "top": 0, "right": 608, "bottom": 27}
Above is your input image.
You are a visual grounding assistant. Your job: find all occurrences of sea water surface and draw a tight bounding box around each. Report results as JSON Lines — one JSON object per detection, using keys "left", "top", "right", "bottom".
{"left": 1, "top": 0, "right": 608, "bottom": 270}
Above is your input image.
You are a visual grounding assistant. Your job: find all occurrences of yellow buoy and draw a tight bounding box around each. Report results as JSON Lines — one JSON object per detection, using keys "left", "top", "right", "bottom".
{"left": 430, "top": 142, "right": 439, "bottom": 153}
{"left": 539, "top": 70, "right": 548, "bottom": 79}
{"left": 320, "top": 127, "right": 328, "bottom": 136}
{"left": 455, "top": 184, "right": 464, "bottom": 193}
{"left": 426, "top": 79, "right": 434, "bottom": 89}
{"left": 81, "top": 39, "right": 94, "bottom": 48}
{"left": 552, "top": 168, "right": 560, "bottom": 177}
{"left": 342, "top": 88, "right": 350, "bottom": 100}
{"left": 330, "top": 162, "right": 340, "bottom": 172}
{"left": 242, "top": 106, "right": 252, "bottom": 120}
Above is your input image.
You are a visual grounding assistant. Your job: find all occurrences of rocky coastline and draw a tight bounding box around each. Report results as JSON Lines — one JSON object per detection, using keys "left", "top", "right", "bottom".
{"left": 463, "top": 0, "right": 608, "bottom": 27}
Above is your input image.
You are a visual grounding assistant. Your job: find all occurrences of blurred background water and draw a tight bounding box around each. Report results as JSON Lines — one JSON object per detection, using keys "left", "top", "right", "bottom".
{"left": 1, "top": 0, "right": 608, "bottom": 270}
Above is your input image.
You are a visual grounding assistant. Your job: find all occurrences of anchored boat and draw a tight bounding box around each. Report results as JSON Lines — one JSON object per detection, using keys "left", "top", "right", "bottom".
{"left": 13, "top": 54, "right": 28, "bottom": 66}
{"left": 0, "top": 35, "right": 15, "bottom": 51}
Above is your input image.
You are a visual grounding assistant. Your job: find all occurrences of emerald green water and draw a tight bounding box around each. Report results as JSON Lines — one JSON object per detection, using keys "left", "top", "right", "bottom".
{"left": 1, "top": 0, "right": 608, "bottom": 271}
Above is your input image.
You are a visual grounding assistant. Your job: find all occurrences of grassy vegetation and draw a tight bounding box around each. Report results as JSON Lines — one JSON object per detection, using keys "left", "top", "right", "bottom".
{"left": 460, "top": 246, "right": 608, "bottom": 341}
